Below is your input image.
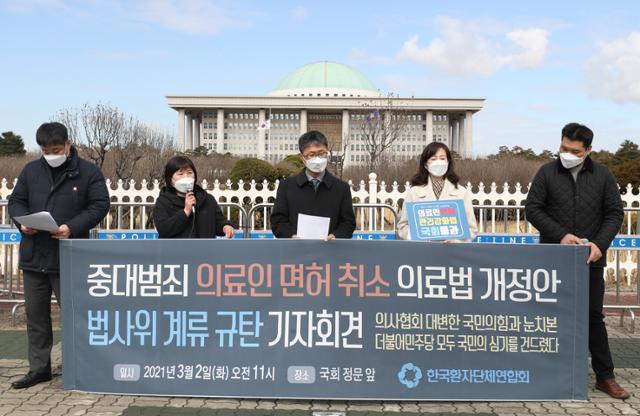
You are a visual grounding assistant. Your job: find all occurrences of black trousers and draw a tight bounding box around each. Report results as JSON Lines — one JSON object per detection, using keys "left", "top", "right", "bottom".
{"left": 589, "top": 266, "right": 614, "bottom": 380}
{"left": 22, "top": 270, "right": 61, "bottom": 376}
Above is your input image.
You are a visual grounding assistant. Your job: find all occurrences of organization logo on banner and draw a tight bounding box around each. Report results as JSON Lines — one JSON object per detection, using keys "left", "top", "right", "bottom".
{"left": 398, "top": 362, "right": 422, "bottom": 388}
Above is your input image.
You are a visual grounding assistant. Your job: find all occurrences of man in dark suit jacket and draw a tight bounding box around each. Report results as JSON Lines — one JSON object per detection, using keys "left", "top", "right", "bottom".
{"left": 8, "top": 122, "right": 110, "bottom": 389}
{"left": 525, "top": 122, "right": 628, "bottom": 399}
{"left": 271, "top": 130, "right": 355, "bottom": 240}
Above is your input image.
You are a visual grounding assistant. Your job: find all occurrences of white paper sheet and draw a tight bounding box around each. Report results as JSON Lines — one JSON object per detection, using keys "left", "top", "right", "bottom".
{"left": 14, "top": 211, "right": 59, "bottom": 232}
{"left": 296, "top": 213, "right": 330, "bottom": 240}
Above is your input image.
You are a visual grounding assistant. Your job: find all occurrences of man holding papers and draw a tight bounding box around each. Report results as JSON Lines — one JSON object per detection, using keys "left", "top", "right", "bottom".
{"left": 271, "top": 131, "right": 355, "bottom": 240}
{"left": 8, "top": 122, "right": 110, "bottom": 389}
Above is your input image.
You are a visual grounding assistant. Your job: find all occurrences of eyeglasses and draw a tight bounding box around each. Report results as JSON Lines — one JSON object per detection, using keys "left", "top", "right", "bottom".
{"left": 302, "top": 151, "right": 329, "bottom": 160}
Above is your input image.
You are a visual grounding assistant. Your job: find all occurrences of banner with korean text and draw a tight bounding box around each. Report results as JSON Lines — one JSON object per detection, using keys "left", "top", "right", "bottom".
{"left": 60, "top": 240, "right": 589, "bottom": 400}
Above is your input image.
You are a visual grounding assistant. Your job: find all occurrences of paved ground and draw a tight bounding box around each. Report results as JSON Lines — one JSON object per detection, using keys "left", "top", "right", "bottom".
{"left": 0, "top": 306, "right": 639, "bottom": 415}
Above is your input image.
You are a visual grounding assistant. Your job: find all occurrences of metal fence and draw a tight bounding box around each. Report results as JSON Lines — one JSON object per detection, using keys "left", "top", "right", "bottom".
{"left": 245, "top": 203, "right": 399, "bottom": 237}
{"left": 474, "top": 205, "right": 640, "bottom": 235}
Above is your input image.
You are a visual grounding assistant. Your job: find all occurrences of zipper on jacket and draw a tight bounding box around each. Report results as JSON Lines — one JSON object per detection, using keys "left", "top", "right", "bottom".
{"left": 570, "top": 173, "right": 578, "bottom": 234}
{"left": 573, "top": 167, "right": 586, "bottom": 236}
{"left": 42, "top": 159, "right": 77, "bottom": 210}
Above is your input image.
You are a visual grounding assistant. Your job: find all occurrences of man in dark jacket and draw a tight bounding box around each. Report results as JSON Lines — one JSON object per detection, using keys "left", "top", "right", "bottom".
{"left": 525, "top": 122, "right": 628, "bottom": 399}
{"left": 271, "top": 130, "right": 355, "bottom": 239}
{"left": 8, "top": 122, "right": 110, "bottom": 389}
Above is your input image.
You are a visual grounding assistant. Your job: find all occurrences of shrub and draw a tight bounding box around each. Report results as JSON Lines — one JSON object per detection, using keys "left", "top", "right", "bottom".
{"left": 611, "top": 155, "right": 640, "bottom": 187}
{"left": 275, "top": 154, "right": 304, "bottom": 179}
{"left": 229, "top": 158, "right": 279, "bottom": 183}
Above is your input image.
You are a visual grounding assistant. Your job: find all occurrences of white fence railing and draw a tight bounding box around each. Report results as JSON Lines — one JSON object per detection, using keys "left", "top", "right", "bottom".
{"left": 1, "top": 175, "right": 638, "bottom": 292}
{"left": 2, "top": 173, "right": 640, "bottom": 214}
{"left": 2, "top": 174, "right": 639, "bottom": 231}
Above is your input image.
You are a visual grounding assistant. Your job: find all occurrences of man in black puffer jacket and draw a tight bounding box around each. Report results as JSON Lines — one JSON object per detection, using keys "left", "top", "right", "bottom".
{"left": 525, "top": 122, "right": 628, "bottom": 399}
{"left": 8, "top": 122, "right": 110, "bottom": 389}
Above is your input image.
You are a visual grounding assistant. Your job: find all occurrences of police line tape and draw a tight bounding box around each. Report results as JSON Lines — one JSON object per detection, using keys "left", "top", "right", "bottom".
{"left": 1, "top": 228, "right": 638, "bottom": 248}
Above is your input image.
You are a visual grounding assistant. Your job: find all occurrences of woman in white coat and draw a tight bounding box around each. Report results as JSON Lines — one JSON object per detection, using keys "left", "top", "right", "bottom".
{"left": 397, "top": 142, "right": 478, "bottom": 242}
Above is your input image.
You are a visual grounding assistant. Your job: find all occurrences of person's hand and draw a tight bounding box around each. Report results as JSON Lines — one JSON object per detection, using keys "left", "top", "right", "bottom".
{"left": 560, "top": 233, "right": 581, "bottom": 245}
{"left": 587, "top": 242, "right": 602, "bottom": 264}
{"left": 443, "top": 239, "right": 461, "bottom": 244}
{"left": 325, "top": 233, "right": 336, "bottom": 242}
{"left": 223, "top": 225, "right": 234, "bottom": 239}
{"left": 20, "top": 225, "right": 38, "bottom": 235}
{"left": 183, "top": 192, "right": 196, "bottom": 216}
{"left": 51, "top": 224, "right": 71, "bottom": 240}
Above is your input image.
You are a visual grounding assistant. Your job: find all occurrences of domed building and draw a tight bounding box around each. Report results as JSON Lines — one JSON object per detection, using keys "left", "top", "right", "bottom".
{"left": 268, "top": 61, "right": 380, "bottom": 98}
{"left": 167, "top": 61, "right": 484, "bottom": 165}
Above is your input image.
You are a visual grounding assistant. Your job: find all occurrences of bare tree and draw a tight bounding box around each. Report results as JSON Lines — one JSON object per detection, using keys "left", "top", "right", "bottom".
{"left": 80, "top": 103, "right": 124, "bottom": 168}
{"left": 52, "top": 103, "right": 177, "bottom": 181}
{"left": 54, "top": 104, "right": 122, "bottom": 167}
{"left": 358, "top": 93, "right": 409, "bottom": 171}
{"left": 328, "top": 132, "right": 352, "bottom": 179}
{"left": 137, "top": 127, "right": 176, "bottom": 182}
{"left": 111, "top": 117, "right": 146, "bottom": 181}
{"left": 53, "top": 107, "right": 80, "bottom": 143}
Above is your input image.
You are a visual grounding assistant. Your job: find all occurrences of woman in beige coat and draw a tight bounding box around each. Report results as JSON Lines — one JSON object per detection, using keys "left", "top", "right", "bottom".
{"left": 397, "top": 142, "right": 478, "bottom": 241}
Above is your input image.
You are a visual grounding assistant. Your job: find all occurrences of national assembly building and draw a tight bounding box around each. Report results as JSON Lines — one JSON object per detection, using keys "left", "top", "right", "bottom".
{"left": 166, "top": 61, "right": 484, "bottom": 167}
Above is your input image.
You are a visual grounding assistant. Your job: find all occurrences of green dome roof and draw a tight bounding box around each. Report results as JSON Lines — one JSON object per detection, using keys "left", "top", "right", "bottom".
{"left": 271, "top": 61, "right": 378, "bottom": 97}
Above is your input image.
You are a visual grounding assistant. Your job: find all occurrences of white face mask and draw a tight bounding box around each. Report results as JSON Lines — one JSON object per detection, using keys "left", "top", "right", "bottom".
{"left": 173, "top": 177, "right": 195, "bottom": 194}
{"left": 43, "top": 154, "right": 67, "bottom": 168}
{"left": 42, "top": 143, "right": 70, "bottom": 168}
{"left": 305, "top": 156, "right": 328, "bottom": 174}
{"left": 426, "top": 160, "right": 448, "bottom": 177}
{"left": 559, "top": 152, "right": 585, "bottom": 169}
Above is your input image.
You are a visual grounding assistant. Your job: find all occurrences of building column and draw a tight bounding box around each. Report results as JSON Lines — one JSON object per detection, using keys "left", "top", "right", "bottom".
{"left": 177, "top": 109, "right": 185, "bottom": 150}
{"left": 185, "top": 112, "right": 193, "bottom": 151}
{"left": 448, "top": 120, "right": 454, "bottom": 147}
{"left": 454, "top": 120, "right": 460, "bottom": 155}
{"left": 425, "top": 110, "right": 433, "bottom": 143}
{"left": 457, "top": 117, "right": 464, "bottom": 157}
{"left": 193, "top": 115, "right": 201, "bottom": 150}
{"left": 300, "top": 109, "right": 307, "bottom": 135}
{"left": 258, "top": 109, "right": 266, "bottom": 159}
{"left": 341, "top": 109, "right": 350, "bottom": 168}
{"left": 216, "top": 109, "right": 225, "bottom": 154}
{"left": 464, "top": 110, "right": 473, "bottom": 158}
